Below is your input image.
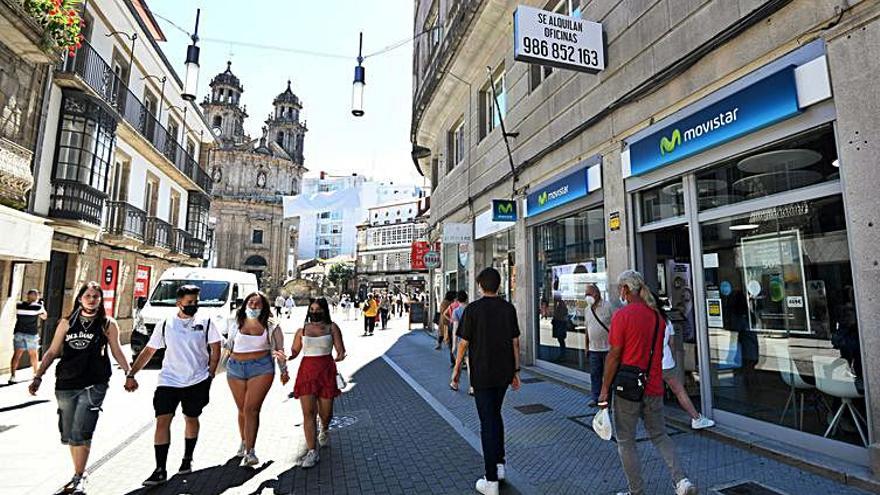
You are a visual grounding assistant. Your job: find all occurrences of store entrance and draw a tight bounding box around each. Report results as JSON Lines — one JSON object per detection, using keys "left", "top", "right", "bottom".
{"left": 639, "top": 225, "right": 704, "bottom": 417}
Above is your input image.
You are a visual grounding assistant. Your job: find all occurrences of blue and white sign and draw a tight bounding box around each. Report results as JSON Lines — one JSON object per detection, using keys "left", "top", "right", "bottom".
{"left": 625, "top": 68, "right": 801, "bottom": 177}
{"left": 526, "top": 158, "right": 601, "bottom": 217}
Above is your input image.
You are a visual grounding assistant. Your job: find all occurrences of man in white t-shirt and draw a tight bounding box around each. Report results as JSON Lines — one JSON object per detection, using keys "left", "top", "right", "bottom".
{"left": 126, "top": 284, "right": 222, "bottom": 486}
{"left": 284, "top": 296, "right": 296, "bottom": 319}
{"left": 584, "top": 284, "right": 614, "bottom": 408}
{"left": 274, "top": 295, "right": 286, "bottom": 317}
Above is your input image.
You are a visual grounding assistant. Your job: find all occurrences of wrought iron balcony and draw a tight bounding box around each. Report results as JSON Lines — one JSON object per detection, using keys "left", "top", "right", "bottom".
{"left": 58, "top": 41, "right": 212, "bottom": 194}
{"left": 145, "top": 216, "right": 172, "bottom": 250}
{"left": 172, "top": 228, "right": 191, "bottom": 254}
{"left": 49, "top": 180, "right": 106, "bottom": 225}
{"left": 104, "top": 200, "right": 146, "bottom": 240}
{"left": 184, "top": 236, "right": 206, "bottom": 259}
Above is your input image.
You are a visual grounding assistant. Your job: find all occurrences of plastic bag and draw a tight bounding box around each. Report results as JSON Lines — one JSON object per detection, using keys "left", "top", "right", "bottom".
{"left": 592, "top": 407, "right": 613, "bottom": 441}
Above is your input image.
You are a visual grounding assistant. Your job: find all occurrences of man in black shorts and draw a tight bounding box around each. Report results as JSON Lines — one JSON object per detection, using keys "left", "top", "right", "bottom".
{"left": 126, "top": 285, "right": 221, "bottom": 486}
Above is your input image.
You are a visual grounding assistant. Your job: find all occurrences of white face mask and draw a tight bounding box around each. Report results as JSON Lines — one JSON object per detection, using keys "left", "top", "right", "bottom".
{"left": 585, "top": 295, "right": 596, "bottom": 306}
{"left": 619, "top": 291, "right": 628, "bottom": 306}
{"left": 245, "top": 308, "right": 260, "bottom": 319}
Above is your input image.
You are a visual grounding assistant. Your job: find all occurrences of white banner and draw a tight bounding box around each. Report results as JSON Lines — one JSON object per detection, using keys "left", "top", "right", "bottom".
{"left": 513, "top": 5, "right": 605, "bottom": 73}
{"left": 443, "top": 223, "right": 472, "bottom": 244}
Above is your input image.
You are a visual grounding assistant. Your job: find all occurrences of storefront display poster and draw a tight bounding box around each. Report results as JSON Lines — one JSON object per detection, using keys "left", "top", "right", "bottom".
{"left": 706, "top": 298, "right": 724, "bottom": 327}
{"left": 100, "top": 258, "right": 120, "bottom": 316}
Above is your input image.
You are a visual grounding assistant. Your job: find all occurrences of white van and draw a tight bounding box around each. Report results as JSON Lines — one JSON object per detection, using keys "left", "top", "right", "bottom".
{"left": 131, "top": 267, "right": 259, "bottom": 362}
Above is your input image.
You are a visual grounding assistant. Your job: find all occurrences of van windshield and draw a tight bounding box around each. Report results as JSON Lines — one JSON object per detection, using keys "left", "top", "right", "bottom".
{"left": 150, "top": 280, "right": 230, "bottom": 307}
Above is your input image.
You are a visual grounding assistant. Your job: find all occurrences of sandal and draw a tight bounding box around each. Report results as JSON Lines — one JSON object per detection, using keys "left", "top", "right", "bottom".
{"left": 449, "top": 381, "right": 459, "bottom": 392}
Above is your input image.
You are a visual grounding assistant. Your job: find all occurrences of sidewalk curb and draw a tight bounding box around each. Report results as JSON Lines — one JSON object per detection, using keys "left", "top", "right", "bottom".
{"left": 522, "top": 364, "right": 880, "bottom": 494}
{"left": 382, "top": 354, "right": 538, "bottom": 495}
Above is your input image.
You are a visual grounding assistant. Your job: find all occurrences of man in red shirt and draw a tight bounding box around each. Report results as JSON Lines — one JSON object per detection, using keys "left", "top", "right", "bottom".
{"left": 598, "top": 270, "right": 697, "bottom": 495}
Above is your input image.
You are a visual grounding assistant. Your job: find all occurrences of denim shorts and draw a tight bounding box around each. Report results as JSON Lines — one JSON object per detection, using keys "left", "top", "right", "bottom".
{"left": 13, "top": 333, "right": 39, "bottom": 350}
{"left": 56, "top": 383, "right": 108, "bottom": 446}
{"left": 227, "top": 354, "right": 275, "bottom": 380}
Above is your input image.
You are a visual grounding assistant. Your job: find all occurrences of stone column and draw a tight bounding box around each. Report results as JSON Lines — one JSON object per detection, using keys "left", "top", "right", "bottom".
{"left": 601, "top": 149, "right": 631, "bottom": 293}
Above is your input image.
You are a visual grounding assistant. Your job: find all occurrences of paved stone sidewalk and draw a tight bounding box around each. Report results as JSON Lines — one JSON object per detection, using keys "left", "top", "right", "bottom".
{"left": 386, "top": 329, "right": 874, "bottom": 495}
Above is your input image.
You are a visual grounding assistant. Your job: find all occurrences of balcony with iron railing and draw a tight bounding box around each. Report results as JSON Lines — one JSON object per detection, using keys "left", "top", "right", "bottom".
{"left": 104, "top": 200, "right": 146, "bottom": 240}
{"left": 184, "top": 236, "right": 206, "bottom": 259}
{"left": 57, "top": 41, "right": 213, "bottom": 194}
{"left": 145, "top": 216, "right": 172, "bottom": 250}
{"left": 171, "top": 228, "right": 191, "bottom": 255}
{"left": 49, "top": 180, "right": 106, "bottom": 226}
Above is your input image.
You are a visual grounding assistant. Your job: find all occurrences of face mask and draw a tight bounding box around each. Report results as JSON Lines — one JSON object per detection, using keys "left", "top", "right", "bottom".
{"left": 181, "top": 304, "right": 199, "bottom": 317}
{"left": 309, "top": 311, "right": 323, "bottom": 322}
{"left": 618, "top": 291, "right": 628, "bottom": 306}
{"left": 245, "top": 308, "right": 260, "bottom": 319}
{"left": 585, "top": 295, "right": 596, "bottom": 306}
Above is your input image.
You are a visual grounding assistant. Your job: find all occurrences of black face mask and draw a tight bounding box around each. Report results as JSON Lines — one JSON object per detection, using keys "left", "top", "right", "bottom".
{"left": 181, "top": 304, "right": 199, "bottom": 317}
{"left": 308, "top": 311, "right": 323, "bottom": 322}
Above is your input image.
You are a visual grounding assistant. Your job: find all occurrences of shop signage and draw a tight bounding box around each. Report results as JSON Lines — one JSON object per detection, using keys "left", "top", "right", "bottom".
{"left": 492, "top": 199, "right": 517, "bottom": 222}
{"left": 99, "top": 258, "right": 119, "bottom": 316}
{"left": 443, "top": 222, "right": 472, "bottom": 243}
{"left": 411, "top": 241, "right": 431, "bottom": 271}
{"left": 525, "top": 160, "right": 599, "bottom": 217}
{"left": 609, "top": 211, "right": 621, "bottom": 231}
{"left": 706, "top": 298, "right": 723, "bottom": 327}
{"left": 625, "top": 68, "right": 801, "bottom": 177}
{"left": 424, "top": 251, "right": 441, "bottom": 269}
{"left": 513, "top": 5, "right": 605, "bottom": 73}
{"left": 134, "top": 264, "right": 151, "bottom": 298}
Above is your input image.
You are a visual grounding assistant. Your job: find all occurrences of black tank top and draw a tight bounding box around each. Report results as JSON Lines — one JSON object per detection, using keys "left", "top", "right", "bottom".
{"left": 55, "top": 314, "right": 112, "bottom": 390}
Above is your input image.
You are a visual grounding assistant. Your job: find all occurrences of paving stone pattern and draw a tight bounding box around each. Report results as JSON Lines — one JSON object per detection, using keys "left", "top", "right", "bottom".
{"left": 386, "top": 330, "right": 872, "bottom": 495}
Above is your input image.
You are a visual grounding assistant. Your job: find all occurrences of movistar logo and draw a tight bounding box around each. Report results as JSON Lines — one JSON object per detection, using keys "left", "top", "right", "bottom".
{"left": 537, "top": 185, "right": 569, "bottom": 207}
{"left": 658, "top": 107, "right": 740, "bottom": 157}
{"left": 538, "top": 191, "right": 548, "bottom": 206}
{"left": 497, "top": 202, "right": 513, "bottom": 214}
{"left": 659, "top": 129, "right": 681, "bottom": 156}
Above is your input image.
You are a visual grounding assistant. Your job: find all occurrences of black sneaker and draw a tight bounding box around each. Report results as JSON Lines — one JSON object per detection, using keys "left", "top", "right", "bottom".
{"left": 178, "top": 458, "right": 192, "bottom": 474}
{"left": 142, "top": 468, "right": 167, "bottom": 486}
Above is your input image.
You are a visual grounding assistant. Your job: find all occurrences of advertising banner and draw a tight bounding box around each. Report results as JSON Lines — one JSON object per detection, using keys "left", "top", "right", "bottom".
{"left": 99, "top": 258, "right": 120, "bottom": 316}
{"left": 134, "top": 264, "right": 152, "bottom": 298}
{"left": 411, "top": 242, "right": 430, "bottom": 271}
{"left": 443, "top": 223, "right": 472, "bottom": 243}
{"left": 513, "top": 5, "right": 605, "bottom": 73}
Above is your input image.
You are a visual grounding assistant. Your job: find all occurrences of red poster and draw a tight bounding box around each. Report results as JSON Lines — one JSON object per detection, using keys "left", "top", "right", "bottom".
{"left": 99, "top": 258, "right": 119, "bottom": 316}
{"left": 134, "top": 264, "right": 151, "bottom": 298}
{"left": 411, "top": 241, "right": 430, "bottom": 270}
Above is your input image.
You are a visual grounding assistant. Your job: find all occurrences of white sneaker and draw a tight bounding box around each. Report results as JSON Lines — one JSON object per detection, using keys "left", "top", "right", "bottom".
{"left": 242, "top": 451, "right": 259, "bottom": 467}
{"left": 235, "top": 442, "right": 246, "bottom": 457}
{"left": 64, "top": 474, "right": 86, "bottom": 494}
{"left": 691, "top": 414, "right": 715, "bottom": 430}
{"left": 301, "top": 449, "right": 320, "bottom": 469}
{"left": 318, "top": 428, "right": 329, "bottom": 448}
{"left": 475, "top": 478, "right": 499, "bottom": 495}
{"left": 675, "top": 478, "right": 698, "bottom": 495}
{"left": 496, "top": 463, "right": 506, "bottom": 481}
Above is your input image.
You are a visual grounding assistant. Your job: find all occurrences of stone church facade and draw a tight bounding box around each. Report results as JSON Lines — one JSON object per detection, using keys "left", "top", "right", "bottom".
{"left": 201, "top": 63, "right": 306, "bottom": 293}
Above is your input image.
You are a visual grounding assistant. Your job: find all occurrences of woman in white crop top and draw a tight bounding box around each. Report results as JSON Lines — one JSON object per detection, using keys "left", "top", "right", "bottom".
{"left": 224, "top": 292, "right": 288, "bottom": 467}
{"left": 290, "top": 297, "right": 346, "bottom": 469}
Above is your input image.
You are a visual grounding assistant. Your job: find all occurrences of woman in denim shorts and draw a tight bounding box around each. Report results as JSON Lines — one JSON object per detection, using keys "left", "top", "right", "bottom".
{"left": 29, "top": 282, "right": 132, "bottom": 493}
{"left": 225, "top": 291, "right": 288, "bottom": 467}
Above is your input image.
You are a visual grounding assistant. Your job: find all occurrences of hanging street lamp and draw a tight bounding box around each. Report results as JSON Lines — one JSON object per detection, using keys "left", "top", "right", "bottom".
{"left": 182, "top": 9, "right": 202, "bottom": 102}
{"left": 351, "top": 32, "right": 365, "bottom": 117}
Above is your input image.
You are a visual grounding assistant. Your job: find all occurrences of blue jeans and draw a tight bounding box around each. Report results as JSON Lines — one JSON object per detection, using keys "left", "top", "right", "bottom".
{"left": 227, "top": 354, "right": 275, "bottom": 380}
{"left": 474, "top": 386, "right": 507, "bottom": 482}
{"left": 589, "top": 351, "right": 608, "bottom": 403}
{"left": 56, "top": 383, "right": 108, "bottom": 446}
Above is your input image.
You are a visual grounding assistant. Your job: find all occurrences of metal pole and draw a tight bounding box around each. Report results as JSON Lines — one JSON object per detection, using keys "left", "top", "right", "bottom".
{"left": 158, "top": 76, "right": 166, "bottom": 122}
{"left": 128, "top": 33, "right": 137, "bottom": 78}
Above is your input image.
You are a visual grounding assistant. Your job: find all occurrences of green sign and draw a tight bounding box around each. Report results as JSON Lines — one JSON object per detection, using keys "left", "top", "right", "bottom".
{"left": 492, "top": 199, "right": 517, "bottom": 222}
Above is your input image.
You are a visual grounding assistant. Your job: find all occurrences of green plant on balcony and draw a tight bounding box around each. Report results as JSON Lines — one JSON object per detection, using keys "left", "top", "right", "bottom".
{"left": 18, "top": 0, "right": 84, "bottom": 55}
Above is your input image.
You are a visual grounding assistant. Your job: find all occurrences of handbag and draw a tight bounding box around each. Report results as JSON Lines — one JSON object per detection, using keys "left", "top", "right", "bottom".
{"left": 336, "top": 372, "right": 347, "bottom": 390}
{"left": 613, "top": 311, "right": 660, "bottom": 402}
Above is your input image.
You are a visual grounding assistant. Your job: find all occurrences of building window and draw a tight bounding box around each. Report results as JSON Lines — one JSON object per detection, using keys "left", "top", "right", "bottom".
{"left": 107, "top": 157, "right": 130, "bottom": 202}
{"left": 167, "top": 118, "right": 180, "bottom": 145}
{"left": 252, "top": 229, "right": 264, "bottom": 244}
{"left": 186, "top": 192, "right": 210, "bottom": 241}
{"left": 213, "top": 115, "right": 222, "bottom": 129}
{"left": 276, "top": 131, "right": 284, "bottom": 146}
{"left": 480, "top": 67, "right": 506, "bottom": 139}
{"left": 144, "top": 90, "right": 158, "bottom": 139}
{"left": 446, "top": 118, "right": 465, "bottom": 172}
{"left": 53, "top": 92, "right": 117, "bottom": 192}
{"left": 145, "top": 174, "right": 159, "bottom": 217}
{"left": 186, "top": 139, "right": 196, "bottom": 161}
{"left": 169, "top": 190, "right": 181, "bottom": 227}
{"left": 319, "top": 211, "right": 331, "bottom": 220}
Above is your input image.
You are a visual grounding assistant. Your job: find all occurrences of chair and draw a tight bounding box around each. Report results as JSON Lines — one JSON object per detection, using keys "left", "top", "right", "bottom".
{"left": 812, "top": 355, "right": 868, "bottom": 446}
{"left": 765, "top": 338, "right": 815, "bottom": 430}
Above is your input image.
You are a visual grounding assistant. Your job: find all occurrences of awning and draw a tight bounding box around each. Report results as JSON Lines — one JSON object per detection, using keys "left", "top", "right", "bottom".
{"left": 0, "top": 205, "right": 52, "bottom": 261}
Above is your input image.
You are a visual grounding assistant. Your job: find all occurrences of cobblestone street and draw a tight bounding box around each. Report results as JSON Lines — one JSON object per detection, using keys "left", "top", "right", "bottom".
{"left": 0, "top": 308, "right": 875, "bottom": 494}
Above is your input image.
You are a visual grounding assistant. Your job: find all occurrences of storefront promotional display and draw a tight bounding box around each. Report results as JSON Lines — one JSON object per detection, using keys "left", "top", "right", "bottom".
{"left": 512, "top": 4, "right": 605, "bottom": 73}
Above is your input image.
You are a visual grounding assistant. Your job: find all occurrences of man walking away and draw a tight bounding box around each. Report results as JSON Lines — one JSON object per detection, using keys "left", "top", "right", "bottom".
{"left": 449, "top": 291, "right": 468, "bottom": 369}
{"left": 285, "top": 295, "right": 296, "bottom": 319}
{"left": 275, "top": 294, "right": 286, "bottom": 318}
{"left": 9, "top": 289, "right": 47, "bottom": 384}
{"left": 451, "top": 268, "right": 520, "bottom": 495}
{"left": 598, "top": 270, "right": 697, "bottom": 495}
{"left": 584, "top": 284, "right": 614, "bottom": 407}
{"left": 126, "top": 285, "right": 222, "bottom": 486}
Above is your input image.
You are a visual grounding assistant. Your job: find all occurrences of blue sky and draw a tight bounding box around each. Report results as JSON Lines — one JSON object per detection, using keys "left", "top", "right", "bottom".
{"left": 154, "top": 0, "right": 423, "bottom": 184}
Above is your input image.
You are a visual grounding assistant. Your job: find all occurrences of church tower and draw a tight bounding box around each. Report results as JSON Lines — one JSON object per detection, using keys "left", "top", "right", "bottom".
{"left": 201, "top": 61, "right": 248, "bottom": 147}
{"left": 265, "top": 81, "right": 307, "bottom": 164}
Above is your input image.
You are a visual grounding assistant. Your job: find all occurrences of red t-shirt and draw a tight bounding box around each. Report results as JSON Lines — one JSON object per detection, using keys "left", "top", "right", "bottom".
{"left": 608, "top": 302, "right": 665, "bottom": 397}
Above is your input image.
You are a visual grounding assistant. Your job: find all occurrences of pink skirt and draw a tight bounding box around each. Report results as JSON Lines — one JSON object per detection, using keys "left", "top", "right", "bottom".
{"left": 293, "top": 355, "right": 340, "bottom": 399}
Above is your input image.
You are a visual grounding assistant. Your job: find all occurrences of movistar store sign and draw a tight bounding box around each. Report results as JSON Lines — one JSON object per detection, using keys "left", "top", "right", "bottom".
{"left": 526, "top": 158, "right": 600, "bottom": 217}
{"left": 626, "top": 68, "right": 801, "bottom": 177}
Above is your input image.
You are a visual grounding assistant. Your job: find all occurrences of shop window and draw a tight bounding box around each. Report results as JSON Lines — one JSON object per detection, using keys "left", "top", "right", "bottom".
{"left": 640, "top": 179, "right": 685, "bottom": 225}
{"left": 700, "top": 194, "right": 866, "bottom": 446}
{"left": 696, "top": 125, "right": 839, "bottom": 211}
{"left": 533, "top": 205, "right": 606, "bottom": 370}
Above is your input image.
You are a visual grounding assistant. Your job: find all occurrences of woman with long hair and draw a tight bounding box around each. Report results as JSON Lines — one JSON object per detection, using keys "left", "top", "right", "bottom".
{"left": 290, "top": 298, "right": 346, "bottom": 468}
{"left": 225, "top": 291, "right": 289, "bottom": 466}
{"left": 28, "top": 282, "right": 132, "bottom": 493}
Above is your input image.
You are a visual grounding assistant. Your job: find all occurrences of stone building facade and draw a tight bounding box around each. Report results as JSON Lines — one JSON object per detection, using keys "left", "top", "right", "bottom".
{"left": 201, "top": 63, "right": 306, "bottom": 293}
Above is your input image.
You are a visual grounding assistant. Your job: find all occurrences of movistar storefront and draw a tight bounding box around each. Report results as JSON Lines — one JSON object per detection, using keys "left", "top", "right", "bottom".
{"left": 622, "top": 40, "right": 867, "bottom": 463}
{"left": 525, "top": 156, "right": 605, "bottom": 373}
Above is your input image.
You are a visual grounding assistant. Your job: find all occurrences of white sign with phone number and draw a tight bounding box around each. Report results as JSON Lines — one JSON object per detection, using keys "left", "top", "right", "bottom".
{"left": 513, "top": 5, "right": 605, "bottom": 73}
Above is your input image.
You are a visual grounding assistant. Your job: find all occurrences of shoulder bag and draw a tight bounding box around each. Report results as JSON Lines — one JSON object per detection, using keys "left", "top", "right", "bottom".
{"left": 612, "top": 310, "right": 661, "bottom": 402}
{"left": 591, "top": 305, "right": 610, "bottom": 333}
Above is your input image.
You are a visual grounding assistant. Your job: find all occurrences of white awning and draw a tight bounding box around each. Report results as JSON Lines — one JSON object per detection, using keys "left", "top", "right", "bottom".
{"left": 0, "top": 205, "right": 52, "bottom": 261}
